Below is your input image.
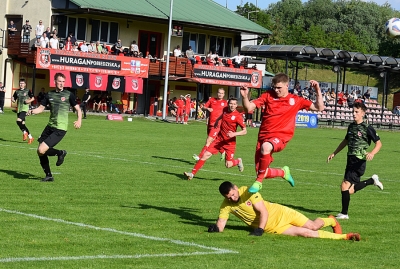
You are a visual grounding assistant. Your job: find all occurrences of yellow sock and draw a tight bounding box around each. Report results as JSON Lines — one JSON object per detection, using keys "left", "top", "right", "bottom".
{"left": 318, "top": 230, "right": 346, "bottom": 240}
{"left": 321, "top": 218, "right": 335, "bottom": 228}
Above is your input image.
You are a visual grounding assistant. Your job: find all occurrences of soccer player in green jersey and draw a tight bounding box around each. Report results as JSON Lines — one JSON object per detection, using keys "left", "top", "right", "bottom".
{"left": 11, "top": 78, "right": 35, "bottom": 144}
{"left": 327, "top": 101, "right": 383, "bottom": 220}
{"left": 208, "top": 181, "right": 360, "bottom": 241}
{"left": 28, "top": 73, "right": 82, "bottom": 182}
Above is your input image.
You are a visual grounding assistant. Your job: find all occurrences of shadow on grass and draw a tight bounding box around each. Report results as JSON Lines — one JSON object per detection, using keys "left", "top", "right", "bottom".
{"left": 152, "top": 155, "right": 194, "bottom": 165}
{"left": 279, "top": 202, "right": 334, "bottom": 215}
{"left": 0, "top": 169, "right": 40, "bottom": 180}
{"left": 157, "top": 170, "right": 221, "bottom": 181}
{"left": 0, "top": 137, "right": 26, "bottom": 143}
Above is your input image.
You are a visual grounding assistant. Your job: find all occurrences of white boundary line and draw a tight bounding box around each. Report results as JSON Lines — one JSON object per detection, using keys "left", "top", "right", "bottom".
{"left": 0, "top": 208, "right": 237, "bottom": 263}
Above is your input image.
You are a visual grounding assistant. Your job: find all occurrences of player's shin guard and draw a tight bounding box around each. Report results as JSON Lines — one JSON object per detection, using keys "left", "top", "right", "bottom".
{"left": 256, "top": 154, "right": 272, "bottom": 182}
{"left": 266, "top": 168, "right": 285, "bottom": 178}
{"left": 198, "top": 146, "right": 208, "bottom": 159}
{"left": 16, "top": 121, "right": 24, "bottom": 131}
{"left": 354, "top": 178, "right": 374, "bottom": 193}
{"left": 317, "top": 230, "right": 346, "bottom": 240}
{"left": 21, "top": 124, "right": 30, "bottom": 135}
{"left": 46, "top": 148, "right": 61, "bottom": 156}
{"left": 192, "top": 159, "right": 205, "bottom": 176}
{"left": 231, "top": 159, "right": 240, "bottom": 166}
{"left": 39, "top": 155, "right": 52, "bottom": 176}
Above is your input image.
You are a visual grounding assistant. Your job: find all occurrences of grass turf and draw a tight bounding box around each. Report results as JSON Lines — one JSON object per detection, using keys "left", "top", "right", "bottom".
{"left": 0, "top": 109, "right": 398, "bottom": 268}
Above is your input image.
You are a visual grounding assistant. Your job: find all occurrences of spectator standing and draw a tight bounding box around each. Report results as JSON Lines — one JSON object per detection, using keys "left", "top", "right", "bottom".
{"left": 22, "top": 20, "right": 32, "bottom": 43}
{"left": 11, "top": 78, "right": 35, "bottom": 144}
{"left": 8, "top": 21, "right": 17, "bottom": 36}
{"left": 113, "top": 39, "right": 122, "bottom": 55}
{"left": 49, "top": 34, "right": 59, "bottom": 49}
{"left": 230, "top": 52, "right": 243, "bottom": 67}
{"left": 39, "top": 32, "right": 49, "bottom": 48}
{"left": 185, "top": 46, "right": 195, "bottom": 65}
{"left": 27, "top": 72, "right": 82, "bottom": 182}
{"left": 50, "top": 29, "right": 58, "bottom": 39}
{"left": 44, "top": 27, "right": 51, "bottom": 38}
{"left": 327, "top": 101, "right": 383, "bottom": 220}
{"left": 35, "top": 20, "right": 44, "bottom": 39}
{"left": 347, "top": 90, "right": 356, "bottom": 108}
{"left": 0, "top": 82, "right": 5, "bottom": 113}
{"left": 80, "top": 88, "right": 91, "bottom": 119}
{"left": 173, "top": 45, "right": 181, "bottom": 57}
{"left": 184, "top": 98, "right": 246, "bottom": 180}
{"left": 68, "top": 32, "right": 77, "bottom": 45}
{"left": 130, "top": 40, "right": 139, "bottom": 56}
{"left": 363, "top": 88, "right": 371, "bottom": 102}
{"left": 207, "top": 181, "right": 360, "bottom": 241}
{"left": 240, "top": 73, "right": 324, "bottom": 193}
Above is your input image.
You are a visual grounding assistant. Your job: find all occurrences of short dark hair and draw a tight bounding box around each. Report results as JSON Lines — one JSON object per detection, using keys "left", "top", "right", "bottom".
{"left": 219, "top": 181, "right": 235, "bottom": 195}
{"left": 353, "top": 101, "right": 367, "bottom": 112}
{"left": 19, "top": 78, "right": 26, "bottom": 83}
{"left": 54, "top": 72, "right": 66, "bottom": 81}
{"left": 272, "top": 73, "right": 289, "bottom": 85}
{"left": 228, "top": 97, "right": 238, "bottom": 104}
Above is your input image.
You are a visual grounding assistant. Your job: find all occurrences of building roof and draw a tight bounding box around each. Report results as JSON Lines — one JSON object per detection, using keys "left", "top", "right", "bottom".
{"left": 68, "top": 0, "right": 271, "bottom": 35}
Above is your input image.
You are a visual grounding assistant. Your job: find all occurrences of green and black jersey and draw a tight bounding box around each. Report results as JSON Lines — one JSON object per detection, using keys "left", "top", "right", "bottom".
{"left": 13, "top": 88, "right": 34, "bottom": 112}
{"left": 41, "top": 89, "right": 77, "bottom": 131}
{"left": 345, "top": 121, "right": 380, "bottom": 160}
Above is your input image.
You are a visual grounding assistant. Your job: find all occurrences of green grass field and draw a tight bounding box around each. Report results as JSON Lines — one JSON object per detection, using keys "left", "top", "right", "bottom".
{"left": 0, "top": 110, "right": 399, "bottom": 268}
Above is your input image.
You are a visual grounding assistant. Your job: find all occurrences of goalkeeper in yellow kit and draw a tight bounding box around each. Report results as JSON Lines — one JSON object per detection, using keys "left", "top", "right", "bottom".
{"left": 208, "top": 181, "right": 360, "bottom": 241}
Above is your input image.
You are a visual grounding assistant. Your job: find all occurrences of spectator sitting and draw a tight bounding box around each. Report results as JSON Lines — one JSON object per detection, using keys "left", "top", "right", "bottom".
{"left": 363, "top": 88, "right": 371, "bottom": 102}
{"left": 173, "top": 45, "right": 181, "bottom": 57}
{"left": 88, "top": 41, "right": 96, "bottom": 53}
{"left": 80, "top": 41, "right": 88, "bottom": 52}
{"left": 50, "top": 28, "right": 57, "bottom": 39}
{"left": 185, "top": 46, "right": 196, "bottom": 65}
{"left": 132, "top": 51, "right": 139, "bottom": 58}
{"left": 92, "top": 94, "right": 101, "bottom": 112}
{"left": 231, "top": 52, "right": 243, "bottom": 67}
{"left": 393, "top": 106, "right": 400, "bottom": 115}
{"left": 33, "top": 37, "right": 41, "bottom": 49}
{"left": 113, "top": 39, "right": 122, "bottom": 55}
{"left": 96, "top": 41, "right": 103, "bottom": 54}
{"left": 102, "top": 43, "right": 109, "bottom": 54}
{"left": 68, "top": 32, "right": 77, "bottom": 45}
{"left": 49, "top": 34, "right": 59, "bottom": 49}
{"left": 130, "top": 40, "right": 139, "bottom": 56}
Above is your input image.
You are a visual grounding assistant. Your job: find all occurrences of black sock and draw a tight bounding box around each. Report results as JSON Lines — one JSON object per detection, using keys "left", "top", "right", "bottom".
{"left": 341, "top": 190, "right": 350, "bottom": 215}
{"left": 46, "top": 148, "right": 61, "bottom": 156}
{"left": 354, "top": 178, "right": 374, "bottom": 193}
{"left": 16, "top": 121, "right": 24, "bottom": 131}
{"left": 21, "top": 123, "right": 30, "bottom": 135}
{"left": 39, "top": 155, "right": 52, "bottom": 177}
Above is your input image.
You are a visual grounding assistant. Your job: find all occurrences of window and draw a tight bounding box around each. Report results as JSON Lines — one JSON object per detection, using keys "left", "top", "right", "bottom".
{"left": 57, "top": 17, "right": 87, "bottom": 40}
{"left": 91, "top": 20, "right": 119, "bottom": 43}
{"left": 209, "top": 35, "right": 232, "bottom": 57}
{"left": 182, "top": 32, "right": 206, "bottom": 54}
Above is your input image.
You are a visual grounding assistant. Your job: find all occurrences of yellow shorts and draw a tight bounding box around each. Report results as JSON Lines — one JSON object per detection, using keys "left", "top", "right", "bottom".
{"left": 264, "top": 203, "right": 309, "bottom": 234}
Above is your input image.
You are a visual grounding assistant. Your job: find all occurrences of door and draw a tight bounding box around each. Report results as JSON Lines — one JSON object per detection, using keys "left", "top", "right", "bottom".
{"left": 139, "top": 31, "right": 162, "bottom": 58}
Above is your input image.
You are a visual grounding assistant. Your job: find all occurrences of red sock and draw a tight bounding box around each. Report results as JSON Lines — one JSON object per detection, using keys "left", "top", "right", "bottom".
{"left": 192, "top": 159, "right": 206, "bottom": 176}
{"left": 256, "top": 154, "right": 272, "bottom": 182}
{"left": 231, "top": 159, "right": 240, "bottom": 166}
{"left": 266, "top": 168, "right": 284, "bottom": 178}
{"left": 198, "top": 146, "right": 208, "bottom": 159}
{"left": 184, "top": 115, "right": 188, "bottom": 122}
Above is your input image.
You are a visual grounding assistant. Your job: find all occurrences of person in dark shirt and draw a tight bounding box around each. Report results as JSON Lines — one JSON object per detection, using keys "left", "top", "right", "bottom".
{"left": 80, "top": 88, "right": 91, "bottom": 119}
{"left": 27, "top": 72, "right": 82, "bottom": 182}
{"left": 0, "top": 82, "right": 5, "bottom": 113}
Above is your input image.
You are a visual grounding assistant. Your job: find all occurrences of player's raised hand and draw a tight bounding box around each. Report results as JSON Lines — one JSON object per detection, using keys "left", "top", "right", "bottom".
{"left": 309, "top": 80, "right": 321, "bottom": 92}
{"left": 240, "top": 86, "right": 249, "bottom": 98}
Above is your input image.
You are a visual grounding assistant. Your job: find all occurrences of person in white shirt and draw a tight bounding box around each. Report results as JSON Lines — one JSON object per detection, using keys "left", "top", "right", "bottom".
{"left": 230, "top": 52, "right": 244, "bottom": 65}
{"left": 49, "top": 35, "right": 59, "bottom": 49}
{"left": 80, "top": 41, "right": 88, "bottom": 52}
{"left": 130, "top": 40, "right": 139, "bottom": 56}
{"left": 39, "top": 32, "right": 49, "bottom": 48}
{"left": 88, "top": 41, "right": 96, "bottom": 53}
{"left": 173, "top": 45, "right": 181, "bottom": 57}
{"left": 35, "top": 20, "right": 44, "bottom": 39}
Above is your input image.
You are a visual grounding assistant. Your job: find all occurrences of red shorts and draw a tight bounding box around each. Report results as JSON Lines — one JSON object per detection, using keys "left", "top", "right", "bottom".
{"left": 176, "top": 108, "right": 184, "bottom": 116}
{"left": 256, "top": 137, "right": 287, "bottom": 158}
{"left": 207, "top": 125, "right": 220, "bottom": 139}
{"left": 207, "top": 138, "right": 236, "bottom": 161}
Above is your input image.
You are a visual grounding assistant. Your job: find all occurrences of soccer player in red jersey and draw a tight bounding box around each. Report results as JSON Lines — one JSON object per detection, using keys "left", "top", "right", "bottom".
{"left": 240, "top": 73, "right": 324, "bottom": 193}
{"left": 174, "top": 95, "right": 185, "bottom": 123}
{"left": 184, "top": 98, "right": 247, "bottom": 180}
{"left": 193, "top": 88, "right": 227, "bottom": 161}
{"left": 183, "top": 94, "right": 191, "bottom": 124}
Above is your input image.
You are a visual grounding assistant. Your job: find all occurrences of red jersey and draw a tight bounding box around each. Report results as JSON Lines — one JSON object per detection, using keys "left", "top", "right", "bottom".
{"left": 204, "top": 97, "right": 227, "bottom": 127}
{"left": 216, "top": 107, "right": 245, "bottom": 142}
{"left": 174, "top": 99, "right": 184, "bottom": 108}
{"left": 252, "top": 91, "right": 312, "bottom": 143}
{"left": 185, "top": 97, "right": 191, "bottom": 111}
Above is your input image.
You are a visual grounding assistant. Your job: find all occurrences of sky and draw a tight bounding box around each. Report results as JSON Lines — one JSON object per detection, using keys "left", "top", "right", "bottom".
{"left": 213, "top": 0, "right": 400, "bottom": 11}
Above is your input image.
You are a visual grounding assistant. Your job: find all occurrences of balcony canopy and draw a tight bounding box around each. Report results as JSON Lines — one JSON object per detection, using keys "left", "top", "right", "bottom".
{"left": 241, "top": 45, "right": 400, "bottom": 73}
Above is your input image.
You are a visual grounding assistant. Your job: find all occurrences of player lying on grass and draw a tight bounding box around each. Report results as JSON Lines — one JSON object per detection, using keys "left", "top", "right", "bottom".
{"left": 184, "top": 98, "right": 246, "bottom": 180}
{"left": 207, "top": 181, "right": 360, "bottom": 241}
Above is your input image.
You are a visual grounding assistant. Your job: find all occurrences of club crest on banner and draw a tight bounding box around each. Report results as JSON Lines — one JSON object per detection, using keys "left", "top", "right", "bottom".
{"left": 132, "top": 79, "right": 138, "bottom": 91}
{"left": 112, "top": 77, "right": 121, "bottom": 89}
{"left": 38, "top": 49, "right": 51, "bottom": 68}
{"left": 251, "top": 72, "right": 260, "bottom": 87}
{"left": 76, "top": 74, "right": 84, "bottom": 87}
{"left": 95, "top": 76, "right": 103, "bottom": 88}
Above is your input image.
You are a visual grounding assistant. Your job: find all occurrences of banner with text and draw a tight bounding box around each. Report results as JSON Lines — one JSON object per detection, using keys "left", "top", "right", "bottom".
{"left": 36, "top": 48, "right": 149, "bottom": 78}
{"left": 193, "top": 64, "right": 262, "bottom": 88}
{"left": 295, "top": 112, "right": 318, "bottom": 128}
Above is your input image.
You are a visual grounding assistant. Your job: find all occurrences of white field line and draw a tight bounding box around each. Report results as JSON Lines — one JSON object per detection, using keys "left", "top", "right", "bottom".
{"left": 0, "top": 208, "right": 237, "bottom": 263}
{"left": 0, "top": 143, "right": 395, "bottom": 188}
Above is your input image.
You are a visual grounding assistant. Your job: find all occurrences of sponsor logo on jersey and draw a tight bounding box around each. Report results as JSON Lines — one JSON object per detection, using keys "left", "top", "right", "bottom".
{"left": 61, "top": 97, "right": 66, "bottom": 102}
{"left": 231, "top": 115, "right": 236, "bottom": 120}
{"left": 289, "top": 98, "right": 295, "bottom": 105}
{"left": 358, "top": 131, "right": 362, "bottom": 137}
{"left": 246, "top": 201, "right": 252, "bottom": 206}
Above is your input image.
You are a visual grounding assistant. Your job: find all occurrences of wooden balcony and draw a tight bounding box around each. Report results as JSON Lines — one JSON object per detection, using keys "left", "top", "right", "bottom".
{"left": 7, "top": 33, "right": 36, "bottom": 64}
{"left": 148, "top": 57, "right": 193, "bottom": 78}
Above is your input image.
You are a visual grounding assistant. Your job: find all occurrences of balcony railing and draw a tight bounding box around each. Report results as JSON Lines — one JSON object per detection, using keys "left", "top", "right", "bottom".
{"left": 7, "top": 33, "right": 36, "bottom": 64}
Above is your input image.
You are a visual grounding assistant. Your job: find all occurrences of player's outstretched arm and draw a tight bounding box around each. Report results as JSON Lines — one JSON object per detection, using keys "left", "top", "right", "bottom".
{"left": 309, "top": 80, "right": 324, "bottom": 112}
{"left": 28, "top": 105, "right": 46, "bottom": 116}
{"left": 327, "top": 139, "right": 348, "bottom": 163}
{"left": 250, "top": 200, "right": 268, "bottom": 236}
{"left": 240, "top": 86, "right": 256, "bottom": 112}
{"left": 208, "top": 218, "right": 227, "bottom": 233}
{"left": 73, "top": 104, "right": 82, "bottom": 129}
